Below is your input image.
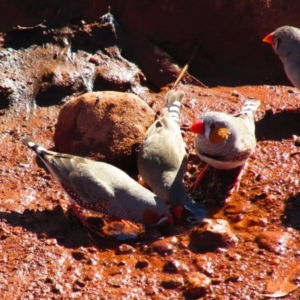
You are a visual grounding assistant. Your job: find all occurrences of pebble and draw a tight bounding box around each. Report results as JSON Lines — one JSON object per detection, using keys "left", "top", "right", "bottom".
{"left": 189, "top": 219, "right": 238, "bottom": 251}
{"left": 183, "top": 272, "right": 211, "bottom": 298}
{"left": 231, "top": 90, "right": 240, "bottom": 97}
{"left": 163, "top": 259, "right": 179, "bottom": 273}
{"left": 71, "top": 251, "right": 86, "bottom": 261}
{"left": 52, "top": 283, "right": 63, "bottom": 294}
{"left": 248, "top": 217, "right": 268, "bottom": 227}
{"left": 163, "top": 258, "right": 189, "bottom": 274}
{"left": 161, "top": 275, "right": 184, "bottom": 289}
{"left": 45, "top": 277, "right": 54, "bottom": 284}
{"left": 44, "top": 239, "right": 57, "bottom": 246}
{"left": 293, "top": 136, "right": 300, "bottom": 147}
{"left": 116, "top": 244, "right": 135, "bottom": 254}
{"left": 254, "top": 231, "right": 291, "bottom": 254}
{"left": 135, "top": 259, "right": 149, "bottom": 269}
{"left": 194, "top": 258, "right": 214, "bottom": 276}
{"left": 148, "top": 239, "right": 174, "bottom": 256}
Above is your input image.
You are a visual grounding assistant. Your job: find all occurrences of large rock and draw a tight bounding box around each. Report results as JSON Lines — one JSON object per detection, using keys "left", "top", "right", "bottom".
{"left": 54, "top": 91, "right": 155, "bottom": 164}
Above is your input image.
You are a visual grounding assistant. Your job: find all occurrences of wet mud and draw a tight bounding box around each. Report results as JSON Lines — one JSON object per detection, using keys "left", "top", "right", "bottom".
{"left": 1, "top": 85, "right": 300, "bottom": 299}
{"left": 1, "top": 1, "right": 300, "bottom": 299}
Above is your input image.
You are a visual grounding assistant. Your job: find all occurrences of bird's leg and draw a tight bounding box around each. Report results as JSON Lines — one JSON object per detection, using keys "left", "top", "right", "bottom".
{"left": 190, "top": 164, "right": 210, "bottom": 193}
{"left": 226, "top": 163, "right": 247, "bottom": 195}
{"left": 71, "top": 204, "right": 104, "bottom": 237}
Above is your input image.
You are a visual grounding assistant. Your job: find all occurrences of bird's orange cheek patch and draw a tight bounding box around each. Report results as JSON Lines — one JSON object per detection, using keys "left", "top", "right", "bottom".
{"left": 209, "top": 127, "right": 230, "bottom": 144}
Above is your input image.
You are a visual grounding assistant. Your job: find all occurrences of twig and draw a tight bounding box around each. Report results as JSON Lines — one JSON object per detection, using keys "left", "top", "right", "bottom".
{"left": 173, "top": 42, "right": 207, "bottom": 89}
{"left": 12, "top": 20, "right": 47, "bottom": 31}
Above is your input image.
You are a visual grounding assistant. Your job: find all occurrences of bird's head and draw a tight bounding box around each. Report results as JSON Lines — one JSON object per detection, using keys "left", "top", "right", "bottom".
{"left": 263, "top": 26, "right": 300, "bottom": 60}
{"left": 190, "top": 118, "right": 231, "bottom": 144}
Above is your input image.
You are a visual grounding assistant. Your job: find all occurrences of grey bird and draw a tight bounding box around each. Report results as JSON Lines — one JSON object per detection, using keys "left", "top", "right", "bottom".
{"left": 263, "top": 25, "right": 300, "bottom": 88}
{"left": 190, "top": 99, "right": 260, "bottom": 193}
{"left": 22, "top": 137, "right": 170, "bottom": 230}
{"left": 137, "top": 90, "right": 188, "bottom": 216}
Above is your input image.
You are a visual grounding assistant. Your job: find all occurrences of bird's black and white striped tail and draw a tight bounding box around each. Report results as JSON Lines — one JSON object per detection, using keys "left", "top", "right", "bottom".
{"left": 22, "top": 137, "right": 47, "bottom": 156}
{"left": 240, "top": 98, "right": 260, "bottom": 116}
{"left": 165, "top": 90, "right": 185, "bottom": 124}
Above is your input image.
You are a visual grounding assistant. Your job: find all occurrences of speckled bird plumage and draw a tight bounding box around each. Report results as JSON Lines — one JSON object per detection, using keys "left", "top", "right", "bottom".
{"left": 22, "top": 137, "right": 170, "bottom": 226}
{"left": 263, "top": 25, "right": 300, "bottom": 88}
{"left": 190, "top": 99, "right": 260, "bottom": 192}
{"left": 137, "top": 90, "right": 188, "bottom": 208}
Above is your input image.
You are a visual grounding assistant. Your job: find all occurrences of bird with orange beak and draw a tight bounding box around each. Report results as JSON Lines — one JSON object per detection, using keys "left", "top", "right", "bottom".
{"left": 263, "top": 25, "right": 300, "bottom": 88}
{"left": 190, "top": 99, "right": 260, "bottom": 194}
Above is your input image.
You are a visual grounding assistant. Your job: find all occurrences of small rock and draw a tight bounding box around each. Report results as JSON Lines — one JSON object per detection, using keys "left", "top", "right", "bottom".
{"left": 254, "top": 231, "right": 291, "bottom": 254}
{"left": 231, "top": 90, "right": 240, "bottom": 97}
{"left": 86, "top": 258, "right": 97, "bottom": 265}
{"left": 148, "top": 239, "right": 174, "bottom": 256}
{"left": 44, "top": 239, "right": 57, "bottom": 246}
{"left": 52, "top": 283, "right": 63, "bottom": 294}
{"left": 294, "top": 136, "right": 300, "bottom": 147}
{"left": 225, "top": 274, "right": 241, "bottom": 282}
{"left": 248, "top": 217, "right": 268, "bottom": 227}
{"left": 189, "top": 219, "right": 238, "bottom": 251}
{"left": 161, "top": 275, "right": 184, "bottom": 289}
{"left": 74, "top": 279, "right": 86, "bottom": 288}
{"left": 163, "top": 259, "right": 179, "bottom": 273}
{"left": 117, "top": 260, "right": 126, "bottom": 266}
{"left": 116, "top": 244, "right": 135, "bottom": 254}
{"left": 183, "top": 272, "right": 211, "bottom": 298}
{"left": 45, "top": 277, "right": 54, "bottom": 284}
{"left": 163, "top": 258, "right": 189, "bottom": 273}
{"left": 194, "top": 258, "right": 214, "bottom": 276}
{"left": 255, "top": 173, "right": 265, "bottom": 181}
{"left": 135, "top": 260, "right": 149, "bottom": 269}
{"left": 38, "top": 232, "right": 47, "bottom": 241}
{"left": 12, "top": 226, "right": 23, "bottom": 235}
{"left": 71, "top": 251, "right": 86, "bottom": 260}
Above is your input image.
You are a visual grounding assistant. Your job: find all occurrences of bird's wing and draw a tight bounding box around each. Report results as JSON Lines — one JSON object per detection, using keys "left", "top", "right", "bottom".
{"left": 67, "top": 162, "right": 115, "bottom": 204}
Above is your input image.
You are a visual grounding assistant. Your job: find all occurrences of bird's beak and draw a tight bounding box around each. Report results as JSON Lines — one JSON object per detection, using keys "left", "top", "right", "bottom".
{"left": 190, "top": 119, "right": 204, "bottom": 134}
{"left": 262, "top": 32, "right": 274, "bottom": 45}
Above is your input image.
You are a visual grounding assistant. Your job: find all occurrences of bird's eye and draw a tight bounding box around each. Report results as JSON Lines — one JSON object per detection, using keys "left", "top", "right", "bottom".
{"left": 276, "top": 38, "right": 281, "bottom": 50}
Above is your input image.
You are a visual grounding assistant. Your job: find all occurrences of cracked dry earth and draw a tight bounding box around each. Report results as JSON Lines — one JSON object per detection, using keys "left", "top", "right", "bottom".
{"left": 1, "top": 84, "right": 300, "bottom": 299}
